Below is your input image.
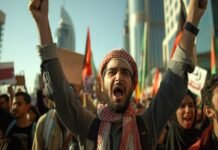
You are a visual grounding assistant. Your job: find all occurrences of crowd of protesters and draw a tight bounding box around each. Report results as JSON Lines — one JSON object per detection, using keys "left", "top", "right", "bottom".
{"left": 1, "top": 0, "right": 218, "bottom": 149}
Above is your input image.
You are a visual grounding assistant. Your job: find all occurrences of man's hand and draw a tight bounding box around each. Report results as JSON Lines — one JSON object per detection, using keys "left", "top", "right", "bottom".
{"left": 187, "top": 0, "right": 208, "bottom": 26}
{"left": 29, "top": 0, "right": 48, "bottom": 24}
{"left": 29, "top": 0, "right": 52, "bottom": 46}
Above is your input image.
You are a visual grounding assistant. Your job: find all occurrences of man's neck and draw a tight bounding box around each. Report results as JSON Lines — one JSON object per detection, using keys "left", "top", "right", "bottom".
{"left": 16, "top": 116, "right": 32, "bottom": 128}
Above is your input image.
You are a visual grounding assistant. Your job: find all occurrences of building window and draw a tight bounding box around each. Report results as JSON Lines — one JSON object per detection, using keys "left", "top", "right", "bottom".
{"left": 171, "top": 21, "right": 174, "bottom": 29}
{"left": 175, "top": 1, "right": 178, "bottom": 9}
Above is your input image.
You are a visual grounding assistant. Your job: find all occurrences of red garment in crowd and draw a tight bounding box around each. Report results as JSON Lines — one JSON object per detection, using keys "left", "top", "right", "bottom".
{"left": 188, "top": 125, "right": 218, "bottom": 150}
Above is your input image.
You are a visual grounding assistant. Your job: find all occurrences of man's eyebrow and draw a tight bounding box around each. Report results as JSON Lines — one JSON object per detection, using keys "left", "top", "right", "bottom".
{"left": 106, "top": 67, "right": 118, "bottom": 71}
{"left": 122, "top": 68, "right": 133, "bottom": 76}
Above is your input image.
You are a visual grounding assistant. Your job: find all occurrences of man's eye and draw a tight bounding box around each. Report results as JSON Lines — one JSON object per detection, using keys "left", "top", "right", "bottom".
{"left": 122, "top": 70, "right": 131, "bottom": 77}
{"left": 125, "top": 71, "right": 131, "bottom": 76}
{"left": 107, "top": 70, "right": 115, "bottom": 75}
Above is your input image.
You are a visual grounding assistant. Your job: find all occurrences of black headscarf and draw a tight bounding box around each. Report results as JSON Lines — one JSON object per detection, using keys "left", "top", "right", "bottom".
{"left": 164, "top": 90, "right": 200, "bottom": 150}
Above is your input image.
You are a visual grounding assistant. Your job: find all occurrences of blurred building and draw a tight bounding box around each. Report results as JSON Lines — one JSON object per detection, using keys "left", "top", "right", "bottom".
{"left": 0, "top": 10, "right": 6, "bottom": 61}
{"left": 126, "top": 0, "right": 165, "bottom": 90}
{"left": 123, "top": 4, "right": 130, "bottom": 53}
{"left": 127, "top": 0, "right": 165, "bottom": 68}
{"left": 211, "top": 0, "right": 218, "bottom": 52}
{"left": 56, "top": 7, "right": 75, "bottom": 51}
{"left": 143, "top": 0, "right": 165, "bottom": 70}
{"left": 128, "top": 0, "right": 145, "bottom": 66}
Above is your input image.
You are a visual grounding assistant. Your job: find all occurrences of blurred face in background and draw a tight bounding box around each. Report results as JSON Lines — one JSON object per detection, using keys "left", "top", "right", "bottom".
{"left": 11, "top": 95, "right": 30, "bottom": 119}
{"left": 195, "top": 96, "right": 204, "bottom": 123}
{"left": 27, "top": 109, "right": 38, "bottom": 122}
{"left": 176, "top": 95, "right": 196, "bottom": 129}
{"left": 211, "top": 86, "right": 218, "bottom": 118}
{"left": 0, "top": 97, "right": 10, "bottom": 111}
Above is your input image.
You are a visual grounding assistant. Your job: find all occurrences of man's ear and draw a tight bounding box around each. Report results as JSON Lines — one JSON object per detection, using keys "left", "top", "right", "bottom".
{"left": 204, "top": 106, "right": 215, "bottom": 118}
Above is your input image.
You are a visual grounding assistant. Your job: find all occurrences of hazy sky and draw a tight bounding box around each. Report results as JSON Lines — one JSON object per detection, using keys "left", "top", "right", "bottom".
{"left": 0, "top": 0, "right": 126, "bottom": 93}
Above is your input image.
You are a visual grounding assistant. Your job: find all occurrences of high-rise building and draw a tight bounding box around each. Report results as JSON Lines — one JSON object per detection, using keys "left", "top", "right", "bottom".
{"left": 123, "top": 4, "right": 130, "bottom": 53}
{"left": 56, "top": 7, "right": 75, "bottom": 51}
{"left": 128, "top": 0, "right": 145, "bottom": 66}
{"left": 143, "top": 0, "right": 165, "bottom": 70}
{"left": 0, "top": 10, "right": 6, "bottom": 61}
{"left": 127, "top": 0, "right": 165, "bottom": 68}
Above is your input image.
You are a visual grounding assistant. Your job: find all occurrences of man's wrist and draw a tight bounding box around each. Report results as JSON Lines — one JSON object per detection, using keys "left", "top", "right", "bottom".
{"left": 183, "top": 22, "right": 199, "bottom": 36}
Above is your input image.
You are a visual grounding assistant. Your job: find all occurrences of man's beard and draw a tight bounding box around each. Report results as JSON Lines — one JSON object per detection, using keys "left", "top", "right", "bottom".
{"left": 107, "top": 92, "right": 132, "bottom": 113}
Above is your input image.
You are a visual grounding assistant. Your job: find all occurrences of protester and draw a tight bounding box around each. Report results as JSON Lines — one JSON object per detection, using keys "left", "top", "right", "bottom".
{"left": 157, "top": 90, "right": 200, "bottom": 150}
{"left": 32, "top": 109, "right": 79, "bottom": 150}
{"left": 4, "top": 91, "right": 36, "bottom": 150}
{"left": 135, "top": 103, "right": 145, "bottom": 115}
{"left": 27, "top": 105, "right": 40, "bottom": 123}
{"left": 194, "top": 95, "right": 210, "bottom": 135}
{"left": 29, "top": 0, "right": 207, "bottom": 149}
{"left": 0, "top": 94, "right": 13, "bottom": 138}
{"left": 0, "top": 94, "right": 10, "bottom": 112}
{"left": 36, "top": 89, "right": 49, "bottom": 116}
{"left": 188, "top": 74, "right": 218, "bottom": 150}
{"left": 0, "top": 108, "right": 14, "bottom": 139}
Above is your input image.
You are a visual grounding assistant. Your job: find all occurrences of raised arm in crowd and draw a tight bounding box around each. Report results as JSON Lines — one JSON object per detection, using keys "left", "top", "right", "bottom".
{"left": 29, "top": 0, "right": 207, "bottom": 149}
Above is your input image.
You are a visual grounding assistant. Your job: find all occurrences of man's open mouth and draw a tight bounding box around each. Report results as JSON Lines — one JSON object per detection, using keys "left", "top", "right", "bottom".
{"left": 113, "top": 85, "right": 124, "bottom": 98}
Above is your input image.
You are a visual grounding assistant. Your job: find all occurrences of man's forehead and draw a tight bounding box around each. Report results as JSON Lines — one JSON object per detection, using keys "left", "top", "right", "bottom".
{"left": 107, "top": 58, "right": 132, "bottom": 71}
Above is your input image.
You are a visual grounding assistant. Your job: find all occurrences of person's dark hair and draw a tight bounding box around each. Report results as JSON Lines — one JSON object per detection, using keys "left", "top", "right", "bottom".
{"left": 201, "top": 74, "right": 218, "bottom": 107}
{"left": 15, "top": 91, "right": 31, "bottom": 104}
{"left": 0, "top": 94, "right": 10, "bottom": 103}
{"left": 29, "top": 105, "right": 40, "bottom": 122}
{"left": 187, "top": 89, "right": 197, "bottom": 103}
{"left": 174, "top": 89, "right": 197, "bottom": 128}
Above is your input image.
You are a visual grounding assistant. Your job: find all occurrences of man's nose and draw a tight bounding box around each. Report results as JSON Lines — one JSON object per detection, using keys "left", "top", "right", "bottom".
{"left": 115, "top": 71, "right": 123, "bottom": 81}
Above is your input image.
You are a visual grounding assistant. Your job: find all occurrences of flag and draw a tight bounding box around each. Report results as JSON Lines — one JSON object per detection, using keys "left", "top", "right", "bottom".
{"left": 140, "top": 22, "right": 148, "bottom": 94}
{"left": 0, "top": 62, "right": 16, "bottom": 85}
{"left": 211, "top": 31, "right": 216, "bottom": 74}
{"left": 82, "top": 28, "right": 92, "bottom": 80}
{"left": 134, "top": 82, "right": 141, "bottom": 103}
{"left": 170, "top": 31, "right": 183, "bottom": 59}
{"left": 170, "top": 0, "right": 186, "bottom": 59}
{"left": 82, "top": 28, "right": 96, "bottom": 92}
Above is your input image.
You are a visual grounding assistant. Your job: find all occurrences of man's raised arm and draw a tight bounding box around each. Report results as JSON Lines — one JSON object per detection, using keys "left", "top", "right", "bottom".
{"left": 29, "top": 0, "right": 52, "bottom": 46}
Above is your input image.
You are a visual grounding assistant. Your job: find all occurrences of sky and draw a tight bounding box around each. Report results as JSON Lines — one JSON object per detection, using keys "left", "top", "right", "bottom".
{"left": 0, "top": 0, "right": 126, "bottom": 93}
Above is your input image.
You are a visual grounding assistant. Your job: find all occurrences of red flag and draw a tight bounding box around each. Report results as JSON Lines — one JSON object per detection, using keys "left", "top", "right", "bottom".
{"left": 0, "top": 68, "right": 14, "bottom": 80}
{"left": 82, "top": 28, "right": 92, "bottom": 81}
{"left": 170, "top": 31, "right": 182, "bottom": 59}
{"left": 82, "top": 28, "right": 97, "bottom": 93}
{"left": 211, "top": 31, "right": 216, "bottom": 74}
{"left": 0, "top": 62, "right": 16, "bottom": 85}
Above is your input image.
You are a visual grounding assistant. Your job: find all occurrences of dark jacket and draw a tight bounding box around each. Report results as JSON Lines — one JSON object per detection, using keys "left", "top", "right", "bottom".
{"left": 38, "top": 43, "right": 194, "bottom": 150}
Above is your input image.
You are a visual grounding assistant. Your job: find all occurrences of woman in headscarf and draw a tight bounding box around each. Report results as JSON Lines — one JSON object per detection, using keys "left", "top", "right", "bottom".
{"left": 158, "top": 90, "right": 200, "bottom": 150}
